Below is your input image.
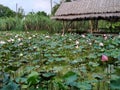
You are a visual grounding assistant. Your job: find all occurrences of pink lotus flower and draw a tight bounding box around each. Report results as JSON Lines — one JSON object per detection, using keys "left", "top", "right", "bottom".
{"left": 101, "top": 55, "right": 108, "bottom": 62}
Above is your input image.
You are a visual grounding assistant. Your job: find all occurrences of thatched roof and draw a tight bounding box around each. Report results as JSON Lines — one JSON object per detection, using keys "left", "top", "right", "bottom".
{"left": 52, "top": 0, "right": 120, "bottom": 20}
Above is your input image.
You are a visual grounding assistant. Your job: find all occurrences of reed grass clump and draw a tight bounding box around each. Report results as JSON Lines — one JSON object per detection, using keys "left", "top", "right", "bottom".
{"left": 0, "top": 14, "right": 62, "bottom": 32}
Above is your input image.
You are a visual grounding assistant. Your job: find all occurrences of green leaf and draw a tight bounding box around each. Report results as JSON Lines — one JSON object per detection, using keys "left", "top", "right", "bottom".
{"left": 110, "top": 77, "right": 120, "bottom": 89}
{"left": 27, "top": 71, "right": 39, "bottom": 86}
{"left": 76, "top": 82, "right": 92, "bottom": 89}
{"left": 15, "top": 77, "right": 27, "bottom": 84}
{"left": 42, "top": 72, "right": 55, "bottom": 78}
{"left": 2, "top": 81, "right": 19, "bottom": 90}
{"left": 3, "top": 73, "right": 10, "bottom": 84}
{"left": 41, "top": 72, "right": 56, "bottom": 80}
{"left": 79, "top": 66, "right": 87, "bottom": 73}
{"left": 63, "top": 71, "right": 77, "bottom": 85}
{"left": 118, "top": 55, "right": 120, "bottom": 60}
{"left": 25, "top": 66, "right": 34, "bottom": 72}
{"left": 21, "top": 85, "right": 28, "bottom": 89}
{"left": 88, "top": 53, "right": 97, "bottom": 59}
{"left": 57, "top": 81, "right": 67, "bottom": 90}
{"left": 89, "top": 62, "right": 99, "bottom": 67}
{"left": 5, "top": 66, "right": 19, "bottom": 71}
{"left": 92, "top": 74, "right": 103, "bottom": 80}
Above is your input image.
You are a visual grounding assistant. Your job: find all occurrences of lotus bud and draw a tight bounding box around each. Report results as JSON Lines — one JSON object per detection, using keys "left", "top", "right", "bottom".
{"left": 76, "top": 40, "right": 79, "bottom": 45}
{"left": 19, "top": 53, "right": 23, "bottom": 57}
{"left": 103, "top": 34, "right": 106, "bottom": 37}
{"left": 0, "top": 41, "right": 6, "bottom": 44}
{"left": 32, "top": 35, "right": 36, "bottom": 37}
{"left": 26, "top": 32, "right": 29, "bottom": 34}
{"left": 99, "top": 42, "right": 104, "bottom": 46}
{"left": 18, "top": 38, "right": 22, "bottom": 41}
{"left": 75, "top": 45, "right": 79, "bottom": 48}
{"left": 101, "top": 55, "right": 108, "bottom": 62}
{"left": 15, "top": 34, "right": 19, "bottom": 38}
{"left": 81, "top": 34, "right": 85, "bottom": 38}
{"left": 61, "top": 34, "right": 64, "bottom": 36}
{"left": 45, "top": 35, "right": 50, "bottom": 38}
{"left": 28, "top": 37, "right": 32, "bottom": 39}
{"left": 19, "top": 43, "right": 23, "bottom": 46}
{"left": 104, "top": 36, "right": 108, "bottom": 40}
{"left": 69, "top": 39, "right": 72, "bottom": 41}
{"left": 89, "top": 42, "right": 92, "bottom": 45}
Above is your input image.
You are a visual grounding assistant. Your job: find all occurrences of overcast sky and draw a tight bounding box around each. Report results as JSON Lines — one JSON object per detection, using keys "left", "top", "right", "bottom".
{"left": 0, "top": 0, "right": 60, "bottom": 14}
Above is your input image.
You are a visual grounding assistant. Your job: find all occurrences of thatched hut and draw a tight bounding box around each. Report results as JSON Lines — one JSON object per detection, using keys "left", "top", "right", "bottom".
{"left": 52, "top": 0, "right": 120, "bottom": 33}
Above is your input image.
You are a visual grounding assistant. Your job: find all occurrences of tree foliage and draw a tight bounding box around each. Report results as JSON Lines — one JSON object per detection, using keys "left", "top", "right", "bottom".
{"left": 52, "top": 4, "right": 60, "bottom": 15}
{"left": 17, "top": 7, "right": 25, "bottom": 18}
{"left": 0, "top": 4, "right": 16, "bottom": 17}
{"left": 36, "top": 11, "right": 47, "bottom": 17}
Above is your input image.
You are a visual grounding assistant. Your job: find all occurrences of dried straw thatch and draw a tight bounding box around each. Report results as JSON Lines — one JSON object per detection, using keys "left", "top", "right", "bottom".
{"left": 52, "top": 0, "right": 120, "bottom": 20}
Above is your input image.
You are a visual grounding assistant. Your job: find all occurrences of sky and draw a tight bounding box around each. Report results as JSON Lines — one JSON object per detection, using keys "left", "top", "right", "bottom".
{"left": 0, "top": 0, "right": 60, "bottom": 14}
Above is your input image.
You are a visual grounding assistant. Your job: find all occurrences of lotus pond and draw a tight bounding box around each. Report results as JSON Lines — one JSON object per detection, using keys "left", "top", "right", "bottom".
{"left": 0, "top": 31, "right": 120, "bottom": 90}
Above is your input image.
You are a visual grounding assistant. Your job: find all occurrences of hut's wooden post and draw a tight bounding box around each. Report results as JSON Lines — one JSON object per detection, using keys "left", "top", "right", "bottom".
{"left": 89, "top": 20, "right": 98, "bottom": 33}
{"left": 62, "top": 21, "right": 65, "bottom": 35}
{"left": 94, "top": 20, "right": 98, "bottom": 32}
{"left": 89, "top": 20, "right": 93, "bottom": 33}
{"left": 62, "top": 21, "right": 73, "bottom": 35}
{"left": 110, "top": 22, "right": 113, "bottom": 32}
{"left": 67, "top": 21, "right": 73, "bottom": 33}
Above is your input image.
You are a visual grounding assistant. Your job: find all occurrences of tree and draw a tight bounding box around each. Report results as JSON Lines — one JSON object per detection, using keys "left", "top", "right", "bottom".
{"left": 0, "top": 4, "right": 16, "bottom": 17}
{"left": 17, "top": 7, "right": 25, "bottom": 18}
{"left": 36, "top": 11, "right": 47, "bottom": 16}
{"left": 52, "top": 4, "right": 60, "bottom": 15}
